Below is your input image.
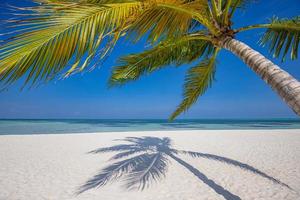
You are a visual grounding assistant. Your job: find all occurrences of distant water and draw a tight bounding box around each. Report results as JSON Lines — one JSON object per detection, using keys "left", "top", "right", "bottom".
{"left": 0, "top": 119, "right": 299, "bottom": 135}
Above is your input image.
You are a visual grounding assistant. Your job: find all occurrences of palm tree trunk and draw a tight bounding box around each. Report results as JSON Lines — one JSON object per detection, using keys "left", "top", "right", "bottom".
{"left": 222, "top": 37, "right": 300, "bottom": 116}
{"left": 168, "top": 153, "right": 241, "bottom": 200}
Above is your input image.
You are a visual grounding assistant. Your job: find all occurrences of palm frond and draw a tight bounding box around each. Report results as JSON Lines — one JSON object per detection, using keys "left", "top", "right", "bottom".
{"left": 227, "top": 0, "right": 255, "bottom": 16}
{"left": 0, "top": 1, "right": 144, "bottom": 88}
{"left": 127, "top": 0, "right": 216, "bottom": 41}
{"left": 109, "top": 34, "right": 213, "bottom": 86}
{"left": 222, "top": 0, "right": 253, "bottom": 25}
{"left": 208, "top": 0, "right": 255, "bottom": 25}
{"left": 35, "top": 0, "right": 79, "bottom": 3}
{"left": 77, "top": 153, "right": 151, "bottom": 193}
{"left": 229, "top": 0, "right": 255, "bottom": 8}
{"left": 125, "top": 153, "right": 168, "bottom": 190}
{"left": 0, "top": 0, "right": 217, "bottom": 88}
{"left": 260, "top": 16, "right": 300, "bottom": 61}
{"left": 169, "top": 48, "right": 219, "bottom": 120}
{"left": 35, "top": 0, "right": 135, "bottom": 3}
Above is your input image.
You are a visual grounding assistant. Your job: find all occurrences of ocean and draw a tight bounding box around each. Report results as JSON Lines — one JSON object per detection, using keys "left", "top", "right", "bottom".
{"left": 0, "top": 119, "right": 299, "bottom": 135}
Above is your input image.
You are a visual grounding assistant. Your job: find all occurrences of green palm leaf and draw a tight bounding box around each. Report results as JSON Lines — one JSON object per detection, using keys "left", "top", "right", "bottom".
{"left": 209, "top": 0, "right": 255, "bottom": 25}
{"left": 0, "top": 2, "right": 144, "bottom": 87}
{"left": 127, "top": 0, "right": 216, "bottom": 41}
{"left": 221, "top": 0, "right": 255, "bottom": 25}
{"left": 260, "top": 16, "right": 300, "bottom": 61}
{"left": 229, "top": 0, "right": 255, "bottom": 8}
{"left": 109, "top": 34, "right": 213, "bottom": 86}
{"left": 0, "top": 0, "right": 216, "bottom": 88}
{"left": 169, "top": 49, "right": 219, "bottom": 120}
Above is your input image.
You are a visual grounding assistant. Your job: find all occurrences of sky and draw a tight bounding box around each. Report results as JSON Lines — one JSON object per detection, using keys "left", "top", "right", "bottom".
{"left": 0, "top": 0, "right": 299, "bottom": 119}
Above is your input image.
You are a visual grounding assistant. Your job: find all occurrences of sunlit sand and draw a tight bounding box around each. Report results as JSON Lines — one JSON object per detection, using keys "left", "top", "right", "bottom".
{"left": 0, "top": 130, "right": 299, "bottom": 200}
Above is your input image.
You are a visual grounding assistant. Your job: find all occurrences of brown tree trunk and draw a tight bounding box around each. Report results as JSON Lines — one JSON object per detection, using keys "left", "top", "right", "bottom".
{"left": 222, "top": 37, "right": 300, "bottom": 116}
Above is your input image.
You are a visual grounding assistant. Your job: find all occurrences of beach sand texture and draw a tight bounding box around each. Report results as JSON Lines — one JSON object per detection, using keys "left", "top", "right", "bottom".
{"left": 0, "top": 130, "right": 299, "bottom": 200}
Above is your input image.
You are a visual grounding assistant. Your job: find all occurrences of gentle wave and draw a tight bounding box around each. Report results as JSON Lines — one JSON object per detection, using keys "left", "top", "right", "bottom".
{"left": 0, "top": 119, "right": 299, "bottom": 135}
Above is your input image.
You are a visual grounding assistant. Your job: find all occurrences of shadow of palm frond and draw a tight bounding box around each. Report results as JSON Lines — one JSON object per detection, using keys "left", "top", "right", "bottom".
{"left": 78, "top": 136, "right": 291, "bottom": 200}
{"left": 180, "top": 150, "right": 291, "bottom": 189}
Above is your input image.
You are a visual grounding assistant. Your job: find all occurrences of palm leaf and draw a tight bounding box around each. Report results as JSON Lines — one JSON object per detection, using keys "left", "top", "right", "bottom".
{"left": 127, "top": 0, "right": 216, "bottom": 41}
{"left": 109, "top": 34, "right": 213, "bottom": 86}
{"left": 208, "top": 0, "right": 255, "bottom": 25}
{"left": 222, "top": 0, "right": 255, "bottom": 24}
{"left": 169, "top": 49, "right": 219, "bottom": 120}
{"left": 229, "top": 0, "right": 255, "bottom": 8}
{"left": 0, "top": 0, "right": 217, "bottom": 88}
{"left": 260, "top": 16, "right": 300, "bottom": 61}
{"left": 0, "top": 2, "right": 144, "bottom": 87}
{"left": 228, "top": 0, "right": 255, "bottom": 14}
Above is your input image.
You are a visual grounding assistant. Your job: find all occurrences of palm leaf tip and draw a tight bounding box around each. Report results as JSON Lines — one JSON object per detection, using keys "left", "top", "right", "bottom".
{"left": 260, "top": 16, "right": 300, "bottom": 61}
{"left": 169, "top": 50, "right": 219, "bottom": 121}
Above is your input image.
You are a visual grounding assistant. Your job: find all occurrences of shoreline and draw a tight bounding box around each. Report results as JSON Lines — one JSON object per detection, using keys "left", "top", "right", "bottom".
{"left": 1, "top": 128, "right": 300, "bottom": 136}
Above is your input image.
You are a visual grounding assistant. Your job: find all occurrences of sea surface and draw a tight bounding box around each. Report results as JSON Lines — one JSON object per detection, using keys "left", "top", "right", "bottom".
{"left": 0, "top": 119, "right": 299, "bottom": 135}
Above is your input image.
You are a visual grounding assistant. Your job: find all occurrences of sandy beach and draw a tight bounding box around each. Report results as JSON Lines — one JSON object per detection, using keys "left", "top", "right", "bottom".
{"left": 0, "top": 130, "right": 300, "bottom": 200}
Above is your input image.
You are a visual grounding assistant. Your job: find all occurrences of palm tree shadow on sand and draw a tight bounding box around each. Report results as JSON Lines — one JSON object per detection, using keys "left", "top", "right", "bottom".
{"left": 78, "top": 137, "right": 291, "bottom": 200}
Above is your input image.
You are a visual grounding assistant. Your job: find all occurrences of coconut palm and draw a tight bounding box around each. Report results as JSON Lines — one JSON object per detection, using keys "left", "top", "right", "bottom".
{"left": 0, "top": 0, "right": 299, "bottom": 119}
{"left": 78, "top": 136, "right": 290, "bottom": 199}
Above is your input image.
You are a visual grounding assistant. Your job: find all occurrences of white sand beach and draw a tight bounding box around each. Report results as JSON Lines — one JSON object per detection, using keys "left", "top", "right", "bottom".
{"left": 0, "top": 130, "right": 300, "bottom": 200}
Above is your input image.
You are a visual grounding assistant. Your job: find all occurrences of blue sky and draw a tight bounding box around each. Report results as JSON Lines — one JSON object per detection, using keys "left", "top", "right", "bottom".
{"left": 0, "top": 0, "right": 299, "bottom": 119}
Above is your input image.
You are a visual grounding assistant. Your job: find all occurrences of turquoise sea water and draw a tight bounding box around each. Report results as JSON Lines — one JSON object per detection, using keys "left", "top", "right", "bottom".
{"left": 0, "top": 119, "right": 299, "bottom": 135}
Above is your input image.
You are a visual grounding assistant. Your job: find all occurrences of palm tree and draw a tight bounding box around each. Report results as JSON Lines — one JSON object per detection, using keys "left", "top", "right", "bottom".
{"left": 0, "top": 0, "right": 299, "bottom": 119}
{"left": 78, "top": 136, "right": 291, "bottom": 199}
